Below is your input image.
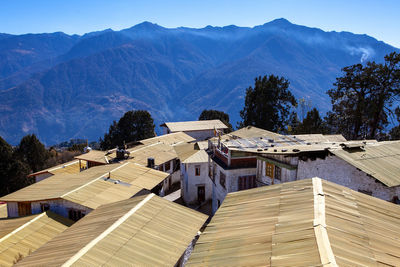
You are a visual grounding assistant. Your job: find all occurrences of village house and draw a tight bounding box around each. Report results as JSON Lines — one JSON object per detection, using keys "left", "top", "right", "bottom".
{"left": 0, "top": 211, "right": 73, "bottom": 267}
{"left": 174, "top": 143, "right": 211, "bottom": 206}
{"left": 160, "top": 119, "right": 228, "bottom": 141}
{"left": 27, "top": 159, "right": 85, "bottom": 183}
{"left": 207, "top": 126, "right": 346, "bottom": 213}
{"left": 187, "top": 178, "right": 400, "bottom": 266}
{"left": 15, "top": 194, "right": 207, "bottom": 267}
{"left": 0, "top": 163, "right": 170, "bottom": 220}
{"left": 256, "top": 140, "right": 400, "bottom": 202}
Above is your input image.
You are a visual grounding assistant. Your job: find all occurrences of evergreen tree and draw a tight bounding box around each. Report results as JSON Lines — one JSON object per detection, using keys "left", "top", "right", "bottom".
{"left": 326, "top": 52, "right": 400, "bottom": 140}
{"left": 239, "top": 75, "right": 297, "bottom": 132}
{"left": 15, "top": 134, "right": 50, "bottom": 173}
{"left": 292, "top": 108, "right": 328, "bottom": 134}
{"left": 389, "top": 107, "right": 400, "bottom": 140}
{"left": 0, "top": 136, "right": 30, "bottom": 196}
{"left": 100, "top": 110, "right": 155, "bottom": 150}
{"left": 198, "top": 109, "right": 233, "bottom": 132}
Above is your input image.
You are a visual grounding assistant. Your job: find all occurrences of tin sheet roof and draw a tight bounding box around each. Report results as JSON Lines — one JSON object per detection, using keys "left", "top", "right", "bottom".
{"left": 75, "top": 150, "right": 109, "bottom": 164}
{"left": 174, "top": 143, "right": 199, "bottom": 162}
{"left": 28, "top": 160, "right": 85, "bottom": 177}
{"left": 0, "top": 163, "right": 168, "bottom": 208}
{"left": 16, "top": 194, "right": 207, "bottom": 267}
{"left": 140, "top": 131, "right": 195, "bottom": 146}
{"left": 187, "top": 178, "right": 400, "bottom": 266}
{"left": 161, "top": 120, "right": 228, "bottom": 132}
{"left": 127, "top": 142, "right": 178, "bottom": 166}
{"left": 0, "top": 211, "right": 73, "bottom": 267}
{"left": 329, "top": 141, "right": 400, "bottom": 187}
{"left": 183, "top": 150, "right": 209, "bottom": 164}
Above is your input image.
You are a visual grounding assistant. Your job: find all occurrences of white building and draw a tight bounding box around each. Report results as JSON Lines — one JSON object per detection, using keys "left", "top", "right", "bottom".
{"left": 180, "top": 149, "right": 211, "bottom": 205}
{"left": 160, "top": 120, "right": 228, "bottom": 141}
{"left": 257, "top": 140, "right": 400, "bottom": 202}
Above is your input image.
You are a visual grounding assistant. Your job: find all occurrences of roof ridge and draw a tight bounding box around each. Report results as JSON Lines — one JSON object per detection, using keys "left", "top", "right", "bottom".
{"left": 61, "top": 193, "right": 155, "bottom": 267}
{"left": 312, "top": 178, "right": 338, "bottom": 266}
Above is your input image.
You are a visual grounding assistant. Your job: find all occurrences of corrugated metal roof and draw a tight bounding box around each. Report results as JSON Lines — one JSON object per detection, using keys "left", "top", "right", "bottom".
{"left": 187, "top": 178, "right": 400, "bottom": 266}
{"left": 127, "top": 142, "right": 178, "bottom": 166}
{"left": 75, "top": 150, "right": 109, "bottom": 164}
{"left": 161, "top": 120, "right": 228, "bottom": 132}
{"left": 0, "top": 211, "right": 73, "bottom": 267}
{"left": 174, "top": 143, "right": 199, "bottom": 162}
{"left": 27, "top": 160, "right": 84, "bottom": 177}
{"left": 183, "top": 150, "right": 209, "bottom": 164}
{"left": 0, "top": 164, "right": 117, "bottom": 202}
{"left": 16, "top": 194, "right": 208, "bottom": 267}
{"left": 62, "top": 163, "right": 169, "bottom": 209}
{"left": 223, "top": 126, "right": 282, "bottom": 140}
{"left": 196, "top": 141, "right": 209, "bottom": 150}
{"left": 140, "top": 131, "right": 195, "bottom": 146}
{"left": 0, "top": 163, "right": 168, "bottom": 207}
{"left": 329, "top": 140, "right": 400, "bottom": 187}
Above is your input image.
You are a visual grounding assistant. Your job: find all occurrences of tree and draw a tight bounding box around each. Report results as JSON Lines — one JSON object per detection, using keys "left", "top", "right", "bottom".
{"left": 199, "top": 109, "right": 233, "bottom": 132}
{"left": 292, "top": 108, "right": 328, "bottom": 134}
{"left": 0, "top": 136, "right": 31, "bottom": 196}
{"left": 327, "top": 52, "right": 400, "bottom": 140}
{"left": 239, "top": 75, "right": 297, "bottom": 132}
{"left": 100, "top": 110, "right": 155, "bottom": 150}
{"left": 15, "top": 134, "right": 50, "bottom": 173}
{"left": 389, "top": 107, "right": 400, "bottom": 140}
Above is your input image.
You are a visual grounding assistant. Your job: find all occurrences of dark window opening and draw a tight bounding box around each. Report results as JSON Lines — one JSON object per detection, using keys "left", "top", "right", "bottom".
{"left": 238, "top": 175, "right": 256, "bottom": 191}
{"left": 195, "top": 165, "right": 201, "bottom": 176}
{"left": 220, "top": 171, "right": 226, "bottom": 189}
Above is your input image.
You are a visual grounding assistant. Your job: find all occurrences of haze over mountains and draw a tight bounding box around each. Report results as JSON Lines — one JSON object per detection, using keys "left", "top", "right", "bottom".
{"left": 0, "top": 18, "right": 397, "bottom": 145}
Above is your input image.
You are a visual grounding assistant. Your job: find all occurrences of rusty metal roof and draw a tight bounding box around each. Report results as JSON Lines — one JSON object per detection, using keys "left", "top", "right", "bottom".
{"left": 16, "top": 194, "right": 207, "bottom": 267}
{"left": 187, "top": 178, "right": 400, "bottom": 266}
{"left": 0, "top": 211, "right": 73, "bottom": 267}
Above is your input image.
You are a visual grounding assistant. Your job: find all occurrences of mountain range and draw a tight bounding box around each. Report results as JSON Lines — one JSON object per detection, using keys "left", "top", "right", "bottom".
{"left": 0, "top": 18, "right": 398, "bottom": 145}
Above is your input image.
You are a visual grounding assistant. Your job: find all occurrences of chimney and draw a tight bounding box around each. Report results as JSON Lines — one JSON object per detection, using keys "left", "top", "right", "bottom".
{"left": 147, "top": 157, "right": 155, "bottom": 168}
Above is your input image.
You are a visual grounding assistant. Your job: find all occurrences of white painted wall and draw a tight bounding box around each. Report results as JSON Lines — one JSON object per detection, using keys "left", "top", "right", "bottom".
{"left": 256, "top": 154, "right": 400, "bottom": 202}
{"left": 297, "top": 155, "right": 400, "bottom": 201}
{"left": 6, "top": 199, "right": 92, "bottom": 218}
{"left": 211, "top": 161, "right": 256, "bottom": 214}
{"left": 181, "top": 162, "right": 211, "bottom": 205}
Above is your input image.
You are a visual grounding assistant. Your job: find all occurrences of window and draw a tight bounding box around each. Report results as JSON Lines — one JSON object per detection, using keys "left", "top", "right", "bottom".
{"left": 238, "top": 175, "right": 256, "bottom": 191}
{"left": 165, "top": 161, "right": 171, "bottom": 171}
{"left": 40, "top": 203, "right": 50, "bottom": 212}
{"left": 219, "top": 171, "right": 226, "bottom": 189}
{"left": 265, "top": 163, "right": 274, "bottom": 178}
{"left": 275, "top": 166, "right": 281, "bottom": 180}
{"left": 68, "top": 209, "right": 85, "bottom": 221}
{"left": 195, "top": 165, "right": 201, "bottom": 176}
{"left": 159, "top": 165, "right": 164, "bottom": 172}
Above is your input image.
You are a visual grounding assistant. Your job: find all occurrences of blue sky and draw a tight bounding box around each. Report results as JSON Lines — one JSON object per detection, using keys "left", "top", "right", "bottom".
{"left": 1, "top": 0, "right": 399, "bottom": 47}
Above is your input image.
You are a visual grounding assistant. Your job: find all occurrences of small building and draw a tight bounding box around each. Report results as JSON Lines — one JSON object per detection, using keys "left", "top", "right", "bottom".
{"left": 160, "top": 120, "right": 228, "bottom": 141}
{"left": 207, "top": 127, "right": 349, "bottom": 213}
{"left": 15, "top": 194, "right": 208, "bottom": 267}
{"left": 0, "top": 211, "right": 73, "bottom": 266}
{"left": 0, "top": 163, "right": 170, "bottom": 220}
{"left": 27, "top": 159, "right": 85, "bottom": 183}
{"left": 187, "top": 178, "right": 400, "bottom": 266}
{"left": 256, "top": 140, "right": 400, "bottom": 202}
{"left": 180, "top": 148, "right": 211, "bottom": 205}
